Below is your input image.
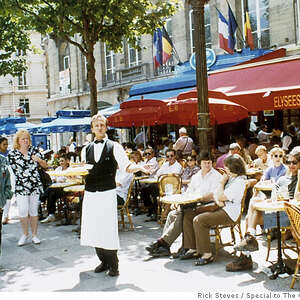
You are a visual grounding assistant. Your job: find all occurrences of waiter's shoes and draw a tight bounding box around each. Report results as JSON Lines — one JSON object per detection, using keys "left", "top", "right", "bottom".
{"left": 226, "top": 254, "right": 253, "bottom": 272}
{"left": 41, "top": 214, "right": 55, "bottom": 223}
{"left": 234, "top": 233, "right": 259, "bottom": 252}
{"left": 107, "top": 268, "right": 119, "bottom": 277}
{"left": 94, "top": 263, "right": 109, "bottom": 273}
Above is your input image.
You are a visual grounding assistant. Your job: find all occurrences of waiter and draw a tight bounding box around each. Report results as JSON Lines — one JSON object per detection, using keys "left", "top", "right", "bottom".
{"left": 81, "top": 113, "right": 142, "bottom": 277}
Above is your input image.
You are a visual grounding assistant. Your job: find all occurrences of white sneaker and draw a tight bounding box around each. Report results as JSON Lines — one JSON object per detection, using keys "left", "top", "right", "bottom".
{"left": 18, "top": 234, "right": 30, "bottom": 246}
{"left": 32, "top": 236, "right": 41, "bottom": 244}
{"left": 41, "top": 214, "right": 55, "bottom": 223}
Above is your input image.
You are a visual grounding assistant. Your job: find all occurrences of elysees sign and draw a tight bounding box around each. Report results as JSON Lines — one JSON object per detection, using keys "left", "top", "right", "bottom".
{"left": 273, "top": 94, "right": 300, "bottom": 109}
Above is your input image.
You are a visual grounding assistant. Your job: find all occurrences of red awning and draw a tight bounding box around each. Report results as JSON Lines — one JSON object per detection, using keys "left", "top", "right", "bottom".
{"left": 108, "top": 99, "right": 166, "bottom": 127}
{"left": 164, "top": 91, "right": 248, "bottom": 126}
{"left": 208, "top": 57, "right": 300, "bottom": 112}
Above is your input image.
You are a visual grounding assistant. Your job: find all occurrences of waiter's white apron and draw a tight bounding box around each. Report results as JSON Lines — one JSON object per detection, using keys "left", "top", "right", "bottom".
{"left": 80, "top": 189, "right": 120, "bottom": 250}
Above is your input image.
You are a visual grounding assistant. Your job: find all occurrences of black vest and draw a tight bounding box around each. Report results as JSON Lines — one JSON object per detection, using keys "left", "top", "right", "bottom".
{"left": 84, "top": 140, "right": 118, "bottom": 192}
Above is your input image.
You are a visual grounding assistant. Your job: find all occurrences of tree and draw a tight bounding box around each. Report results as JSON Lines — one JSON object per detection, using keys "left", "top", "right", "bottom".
{"left": 0, "top": 15, "right": 30, "bottom": 77}
{"left": 2, "top": 0, "right": 179, "bottom": 116}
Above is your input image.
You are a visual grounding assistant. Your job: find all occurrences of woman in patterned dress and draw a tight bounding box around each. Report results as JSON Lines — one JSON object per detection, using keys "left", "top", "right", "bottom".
{"left": 8, "top": 129, "right": 48, "bottom": 246}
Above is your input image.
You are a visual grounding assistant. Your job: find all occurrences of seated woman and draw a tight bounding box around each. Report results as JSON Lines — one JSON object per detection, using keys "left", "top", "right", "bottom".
{"left": 181, "top": 155, "right": 200, "bottom": 192}
{"left": 241, "top": 146, "right": 287, "bottom": 236}
{"left": 228, "top": 152, "right": 300, "bottom": 272}
{"left": 252, "top": 145, "right": 272, "bottom": 171}
{"left": 182, "top": 154, "right": 247, "bottom": 266}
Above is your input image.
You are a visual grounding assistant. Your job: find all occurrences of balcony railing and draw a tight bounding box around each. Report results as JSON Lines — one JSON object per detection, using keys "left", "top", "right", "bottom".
{"left": 104, "top": 63, "right": 151, "bottom": 86}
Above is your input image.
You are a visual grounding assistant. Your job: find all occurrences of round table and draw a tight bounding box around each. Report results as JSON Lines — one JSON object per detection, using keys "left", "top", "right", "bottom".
{"left": 161, "top": 193, "right": 202, "bottom": 205}
{"left": 50, "top": 182, "right": 78, "bottom": 189}
{"left": 254, "top": 181, "right": 273, "bottom": 192}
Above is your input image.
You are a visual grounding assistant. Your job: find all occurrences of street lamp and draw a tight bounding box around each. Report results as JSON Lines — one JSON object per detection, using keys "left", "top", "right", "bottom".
{"left": 189, "top": 0, "right": 211, "bottom": 152}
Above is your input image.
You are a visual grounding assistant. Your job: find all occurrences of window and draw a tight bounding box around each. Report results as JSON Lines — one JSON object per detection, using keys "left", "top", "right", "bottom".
{"left": 16, "top": 49, "right": 26, "bottom": 56}
{"left": 18, "top": 72, "right": 27, "bottom": 90}
{"left": 189, "top": 4, "right": 211, "bottom": 53}
{"left": 242, "top": 0, "right": 270, "bottom": 49}
{"left": 63, "top": 55, "right": 70, "bottom": 70}
{"left": 104, "top": 44, "right": 116, "bottom": 82}
{"left": 128, "top": 39, "right": 142, "bottom": 67}
{"left": 19, "top": 98, "right": 29, "bottom": 115}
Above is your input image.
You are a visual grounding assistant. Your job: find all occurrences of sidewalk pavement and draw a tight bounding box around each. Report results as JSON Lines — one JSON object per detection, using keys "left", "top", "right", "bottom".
{"left": 0, "top": 204, "right": 299, "bottom": 293}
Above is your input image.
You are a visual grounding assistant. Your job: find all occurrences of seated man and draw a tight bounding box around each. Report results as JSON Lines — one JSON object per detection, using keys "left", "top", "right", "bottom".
{"left": 145, "top": 150, "right": 222, "bottom": 257}
{"left": 215, "top": 143, "right": 241, "bottom": 169}
{"left": 41, "top": 154, "right": 80, "bottom": 223}
{"left": 227, "top": 152, "right": 300, "bottom": 272}
{"left": 140, "top": 148, "right": 182, "bottom": 221}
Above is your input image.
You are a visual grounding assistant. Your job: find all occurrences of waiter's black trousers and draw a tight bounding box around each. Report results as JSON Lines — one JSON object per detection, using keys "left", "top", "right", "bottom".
{"left": 95, "top": 247, "right": 119, "bottom": 270}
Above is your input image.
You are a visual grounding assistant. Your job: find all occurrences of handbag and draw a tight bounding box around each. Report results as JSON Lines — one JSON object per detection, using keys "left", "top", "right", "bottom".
{"left": 38, "top": 167, "right": 52, "bottom": 189}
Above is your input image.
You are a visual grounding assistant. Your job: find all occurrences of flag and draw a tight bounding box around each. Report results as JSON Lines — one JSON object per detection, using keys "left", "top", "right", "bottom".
{"left": 244, "top": 11, "right": 254, "bottom": 50}
{"left": 153, "top": 27, "right": 173, "bottom": 69}
{"left": 161, "top": 27, "right": 173, "bottom": 64}
{"left": 217, "top": 11, "right": 234, "bottom": 54}
{"left": 153, "top": 28, "right": 163, "bottom": 69}
{"left": 228, "top": 4, "right": 238, "bottom": 51}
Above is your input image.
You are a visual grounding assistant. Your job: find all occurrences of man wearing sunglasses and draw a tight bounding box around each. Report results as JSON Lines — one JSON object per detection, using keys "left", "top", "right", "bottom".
{"left": 141, "top": 149, "right": 182, "bottom": 221}
{"left": 227, "top": 152, "right": 300, "bottom": 272}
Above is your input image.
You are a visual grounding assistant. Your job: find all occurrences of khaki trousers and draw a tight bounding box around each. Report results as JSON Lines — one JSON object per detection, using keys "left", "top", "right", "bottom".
{"left": 183, "top": 208, "right": 234, "bottom": 254}
{"left": 161, "top": 209, "right": 182, "bottom": 246}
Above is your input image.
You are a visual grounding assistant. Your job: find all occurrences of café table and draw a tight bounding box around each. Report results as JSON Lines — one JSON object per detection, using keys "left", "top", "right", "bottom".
{"left": 254, "top": 181, "right": 273, "bottom": 192}
{"left": 253, "top": 199, "right": 299, "bottom": 279}
{"left": 49, "top": 182, "right": 78, "bottom": 189}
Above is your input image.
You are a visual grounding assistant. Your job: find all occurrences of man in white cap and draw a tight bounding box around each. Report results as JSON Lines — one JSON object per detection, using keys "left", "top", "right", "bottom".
{"left": 173, "top": 127, "right": 194, "bottom": 157}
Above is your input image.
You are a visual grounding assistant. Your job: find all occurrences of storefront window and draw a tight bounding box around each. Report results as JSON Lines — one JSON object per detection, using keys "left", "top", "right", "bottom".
{"left": 189, "top": 4, "right": 211, "bottom": 54}
{"left": 243, "top": 0, "right": 270, "bottom": 49}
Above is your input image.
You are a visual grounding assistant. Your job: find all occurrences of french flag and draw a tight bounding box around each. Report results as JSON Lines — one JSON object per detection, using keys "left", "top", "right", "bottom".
{"left": 218, "top": 11, "right": 234, "bottom": 54}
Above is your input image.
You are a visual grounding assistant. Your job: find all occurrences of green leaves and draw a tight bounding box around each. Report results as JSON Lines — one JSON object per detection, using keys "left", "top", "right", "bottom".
{"left": 0, "top": 14, "right": 30, "bottom": 76}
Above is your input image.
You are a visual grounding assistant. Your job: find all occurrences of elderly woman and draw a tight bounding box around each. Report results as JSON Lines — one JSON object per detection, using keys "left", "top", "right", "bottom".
{"left": 0, "top": 155, "right": 13, "bottom": 255}
{"left": 8, "top": 129, "right": 48, "bottom": 246}
{"left": 253, "top": 145, "right": 272, "bottom": 171}
{"left": 183, "top": 154, "right": 247, "bottom": 265}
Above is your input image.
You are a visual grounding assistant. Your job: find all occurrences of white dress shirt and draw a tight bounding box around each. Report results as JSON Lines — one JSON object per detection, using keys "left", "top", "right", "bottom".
{"left": 156, "top": 161, "right": 183, "bottom": 178}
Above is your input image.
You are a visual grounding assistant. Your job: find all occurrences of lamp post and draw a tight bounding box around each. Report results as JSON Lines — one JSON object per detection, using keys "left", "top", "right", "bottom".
{"left": 190, "top": 0, "right": 211, "bottom": 153}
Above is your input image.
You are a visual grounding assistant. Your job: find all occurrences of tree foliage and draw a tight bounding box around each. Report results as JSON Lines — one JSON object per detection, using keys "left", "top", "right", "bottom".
{"left": 2, "top": 0, "right": 179, "bottom": 115}
{"left": 0, "top": 15, "right": 31, "bottom": 77}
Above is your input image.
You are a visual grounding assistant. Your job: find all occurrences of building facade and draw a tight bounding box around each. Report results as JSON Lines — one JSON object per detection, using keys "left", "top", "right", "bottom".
{"left": 0, "top": 31, "right": 48, "bottom": 122}
{"left": 44, "top": 0, "right": 300, "bottom": 123}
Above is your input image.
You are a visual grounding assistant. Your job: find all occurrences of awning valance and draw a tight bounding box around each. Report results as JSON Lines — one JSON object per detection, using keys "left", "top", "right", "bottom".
{"left": 208, "top": 57, "right": 300, "bottom": 112}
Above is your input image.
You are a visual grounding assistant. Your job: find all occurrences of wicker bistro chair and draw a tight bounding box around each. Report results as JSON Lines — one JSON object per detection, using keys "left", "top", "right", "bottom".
{"left": 118, "top": 178, "right": 135, "bottom": 231}
{"left": 157, "top": 173, "right": 182, "bottom": 225}
{"left": 284, "top": 202, "right": 300, "bottom": 289}
{"left": 210, "top": 181, "right": 249, "bottom": 257}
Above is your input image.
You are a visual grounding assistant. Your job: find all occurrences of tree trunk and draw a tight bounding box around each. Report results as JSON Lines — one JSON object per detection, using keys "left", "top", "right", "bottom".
{"left": 86, "top": 42, "right": 98, "bottom": 116}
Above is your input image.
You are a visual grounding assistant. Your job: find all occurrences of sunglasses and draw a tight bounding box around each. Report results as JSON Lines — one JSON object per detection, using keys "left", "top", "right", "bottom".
{"left": 144, "top": 152, "right": 151, "bottom": 156}
{"left": 273, "top": 154, "right": 283, "bottom": 158}
{"left": 286, "top": 160, "right": 298, "bottom": 165}
{"left": 166, "top": 155, "right": 174, "bottom": 158}
{"left": 186, "top": 159, "right": 194, "bottom": 162}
